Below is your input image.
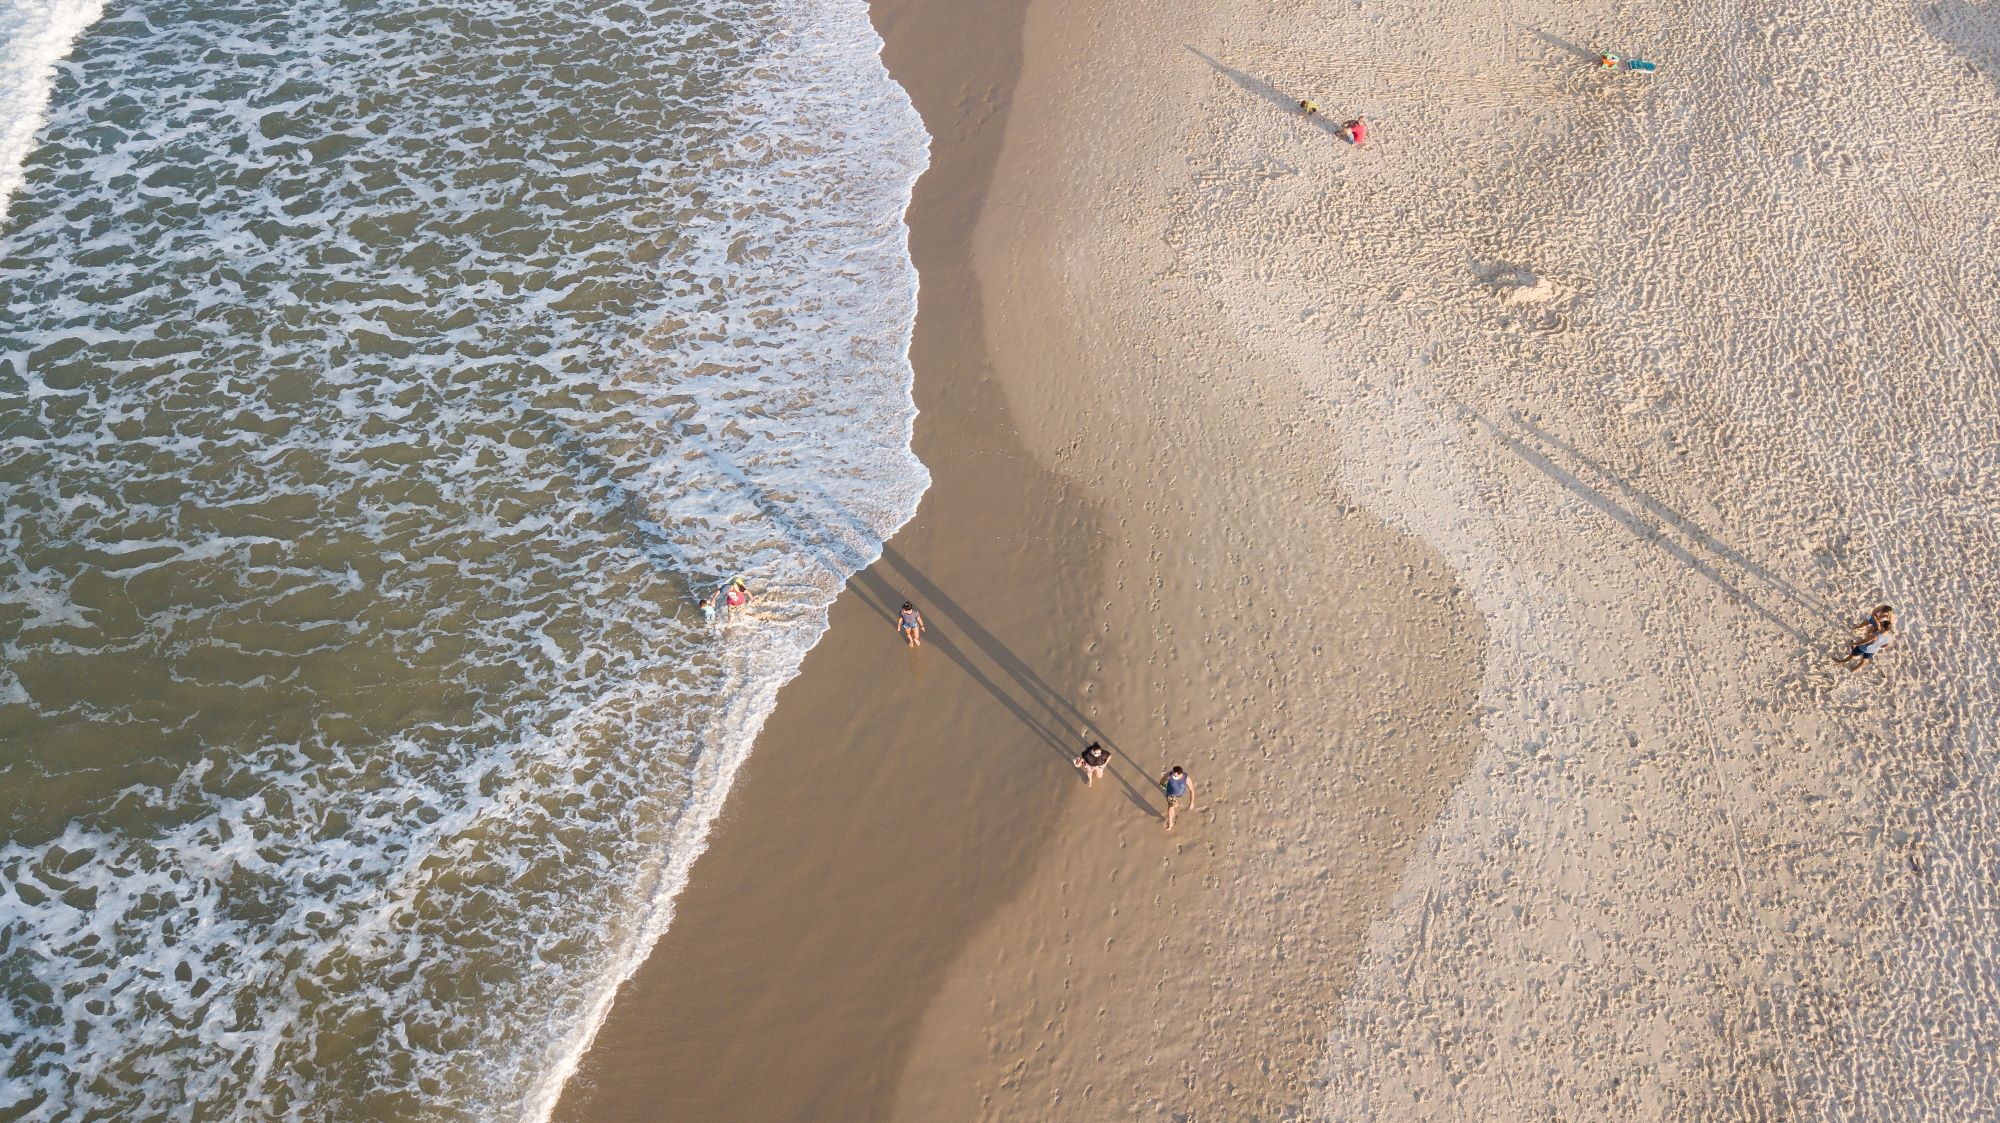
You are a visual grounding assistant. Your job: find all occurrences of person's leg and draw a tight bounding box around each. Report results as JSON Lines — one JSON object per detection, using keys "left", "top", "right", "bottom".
{"left": 1164, "top": 798, "right": 1177, "bottom": 831}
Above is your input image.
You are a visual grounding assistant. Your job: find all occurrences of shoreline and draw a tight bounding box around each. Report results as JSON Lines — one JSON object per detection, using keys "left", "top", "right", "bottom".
{"left": 555, "top": 0, "right": 1489, "bottom": 1114}
{"left": 557, "top": 0, "right": 2000, "bottom": 1114}
{"left": 548, "top": 0, "right": 1093, "bottom": 1113}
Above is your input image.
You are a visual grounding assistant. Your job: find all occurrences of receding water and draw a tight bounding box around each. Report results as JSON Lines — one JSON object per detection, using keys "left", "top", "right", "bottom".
{"left": 0, "top": 0, "right": 928, "bottom": 1117}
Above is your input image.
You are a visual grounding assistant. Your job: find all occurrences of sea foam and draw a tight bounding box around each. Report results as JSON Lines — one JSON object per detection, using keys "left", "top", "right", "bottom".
{"left": 0, "top": 0, "right": 927, "bottom": 1117}
{"left": 0, "top": 0, "right": 103, "bottom": 228}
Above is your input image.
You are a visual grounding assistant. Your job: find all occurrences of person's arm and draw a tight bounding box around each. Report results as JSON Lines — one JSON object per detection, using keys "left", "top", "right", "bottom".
{"left": 916, "top": 612, "right": 925, "bottom": 633}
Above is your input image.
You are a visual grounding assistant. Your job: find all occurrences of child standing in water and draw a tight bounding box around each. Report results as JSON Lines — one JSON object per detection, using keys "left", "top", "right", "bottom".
{"left": 698, "top": 592, "right": 717, "bottom": 628}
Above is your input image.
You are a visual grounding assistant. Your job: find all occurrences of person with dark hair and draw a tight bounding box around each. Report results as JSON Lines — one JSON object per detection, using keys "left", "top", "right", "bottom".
{"left": 1342, "top": 116, "right": 1366, "bottom": 146}
{"left": 1074, "top": 741, "right": 1110, "bottom": 786}
{"left": 1835, "top": 604, "right": 1897, "bottom": 672}
{"left": 895, "top": 601, "right": 926, "bottom": 648}
{"left": 1159, "top": 766, "right": 1196, "bottom": 831}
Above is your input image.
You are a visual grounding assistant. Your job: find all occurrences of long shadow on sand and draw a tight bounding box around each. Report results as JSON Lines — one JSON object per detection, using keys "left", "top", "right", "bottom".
{"left": 1468, "top": 406, "right": 1843, "bottom": 645}
{"left": 543, "top": 386, "right": 1165, "bottom": 820}
{"left": 1529, "top": 27, "right": 1602, "bottom": 62}
{"left": 853, "top": 545, "right": 1160, "bottom": 818}
{"left": 1186, "top": 46, "right": 1345, "bottom": 138}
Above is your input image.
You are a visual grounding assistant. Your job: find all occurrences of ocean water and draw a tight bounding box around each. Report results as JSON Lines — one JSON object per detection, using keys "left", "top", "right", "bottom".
{"left": 0, "top": 0, "right": 928, "bottom": 1116}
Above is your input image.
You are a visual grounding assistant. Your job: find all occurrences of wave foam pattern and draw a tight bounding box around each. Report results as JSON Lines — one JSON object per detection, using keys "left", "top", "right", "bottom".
{"left": 0, "top": 0, "right": 103, "bottom": 228}
{"left": 0, "top": 0, "right": 927, "bottom": 1117}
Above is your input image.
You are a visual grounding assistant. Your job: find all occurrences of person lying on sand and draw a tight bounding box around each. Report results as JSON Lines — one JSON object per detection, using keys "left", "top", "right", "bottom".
{"left": 1834, "top": 604, "right": 1896, "bottom": 672}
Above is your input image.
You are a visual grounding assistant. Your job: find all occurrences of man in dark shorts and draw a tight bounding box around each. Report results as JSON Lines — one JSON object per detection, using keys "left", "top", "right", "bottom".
{"left": 1074, "top": 741, "right": 1110, "bottom": 786}
{"left": 1835, "top": 604, "right": 1896, "bottom": 672}
{"left": 1158, "top": 766, "right": 1196, "bottom": 831}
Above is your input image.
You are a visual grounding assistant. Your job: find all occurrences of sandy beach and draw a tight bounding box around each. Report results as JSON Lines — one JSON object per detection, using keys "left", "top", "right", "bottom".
{"left": 558, "top": 0, "right": 2000, "bottom": 1117}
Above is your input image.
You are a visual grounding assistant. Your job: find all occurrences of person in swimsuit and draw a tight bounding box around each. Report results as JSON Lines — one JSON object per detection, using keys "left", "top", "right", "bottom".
{"left": 698, "top": 592, "right": 717, "bottom": 627}
{"left": 1835, "top": 604, "right": 1896, "bottom": 672}
{"left": 896, "top": 601, "right": 925, "bottom": 648}
{"left": 1158, "top": 766, "right": 1196, "bottom": 831}
{"left": 722, "top": 578, "right": 752, "bottom": 621}
{"left": 1075, "top": 741, "right": 1110, "bottom": 786}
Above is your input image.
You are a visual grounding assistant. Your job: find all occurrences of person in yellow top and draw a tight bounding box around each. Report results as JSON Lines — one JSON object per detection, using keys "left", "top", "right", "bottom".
{"left": 1298, "top": 98, "right": 1319, "bottom": 116}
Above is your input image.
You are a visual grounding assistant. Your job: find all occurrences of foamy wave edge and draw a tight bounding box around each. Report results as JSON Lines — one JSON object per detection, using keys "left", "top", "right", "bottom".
{"left": 0, "top": 0, "right": 104, "bottom": 229}
{"left": 520, "top": 1, "right": 932, "bottom": 1117}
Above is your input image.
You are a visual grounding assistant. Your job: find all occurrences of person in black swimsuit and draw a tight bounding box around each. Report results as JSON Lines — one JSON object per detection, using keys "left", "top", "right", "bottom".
{"left": 1074, "top": 741, "right": 1110, "bottom": 786}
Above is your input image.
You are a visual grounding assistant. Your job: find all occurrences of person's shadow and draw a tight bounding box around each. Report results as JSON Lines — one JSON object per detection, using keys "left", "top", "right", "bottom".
{"left": 1185, "top": 46, "right": 1346, "bottom": 138}
{"left": 846, "top": 546, "right": 1160, "bottom": 819}
{"left": 1465, "top": 405, "right": 1843, "bottom": 646}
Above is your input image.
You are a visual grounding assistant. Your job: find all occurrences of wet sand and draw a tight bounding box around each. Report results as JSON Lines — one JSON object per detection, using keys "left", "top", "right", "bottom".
{"left": 559, "top": 0, "right": 2000, "bottom": 1113}
{"left": 552, "top": 0, "right": 1484, "bottom": 1114}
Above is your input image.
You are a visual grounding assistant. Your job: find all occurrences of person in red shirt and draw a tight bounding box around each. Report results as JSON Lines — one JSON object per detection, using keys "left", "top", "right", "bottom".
{"left": 722, "top": 577, "right": 753, "bottom": 621}
{"left": 1343, "top": 117, "right": 1366, "bottom": 147}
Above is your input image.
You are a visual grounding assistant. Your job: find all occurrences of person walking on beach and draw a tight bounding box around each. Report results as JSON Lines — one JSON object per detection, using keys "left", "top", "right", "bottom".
{"left": 1836, "top": 604, "right": 1896, "bottom": 672}
{"left": 896, "top": 601, "right": 926, "bottom": 648}
{"left": 1298, "top": 97, "right": 1319, "bottom": 117}
{"left": 722, "top": 577, "right": 753, "bottom": 621}
{"left": 1158, "top": 766, "right": 1196, "bottom": 831}
{"left": 1342, "top": 117, "right": 1366, "bottom": 146}
{"left": 1075, "top": 741, "right": 1110, "bottom": 786}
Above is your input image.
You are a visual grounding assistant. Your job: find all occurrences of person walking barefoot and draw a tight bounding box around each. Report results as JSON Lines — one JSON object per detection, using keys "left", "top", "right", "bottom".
{"left": 1342, "top": 116, "right": 1366, "bottom": 146}
{"left": 1835, "top": 604, "right": 1896, "bottom": 672}
{"left": 1158, "top": 766, "right": 1196, "bottom": 831}
{"left": 1074, "top": 741, "right": 1110, "bottom": 786}
{"left": 895, "top": 601, "right": 925, "bottom": 648}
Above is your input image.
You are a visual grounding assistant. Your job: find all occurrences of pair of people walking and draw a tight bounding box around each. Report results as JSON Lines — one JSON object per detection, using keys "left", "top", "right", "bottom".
{"left": 1074, "top": 741, "right": 1197, "bottom": 831}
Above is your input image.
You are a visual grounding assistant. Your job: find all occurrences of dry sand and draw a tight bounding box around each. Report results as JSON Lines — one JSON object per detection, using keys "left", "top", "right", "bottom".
{"left": 560, "top": 0, "right": 2000, "bottom": 1116}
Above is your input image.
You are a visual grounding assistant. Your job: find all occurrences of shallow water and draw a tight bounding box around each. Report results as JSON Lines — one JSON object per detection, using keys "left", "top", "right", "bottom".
{"left": 0, "top": 0, "right": 928, "bottom": 1117}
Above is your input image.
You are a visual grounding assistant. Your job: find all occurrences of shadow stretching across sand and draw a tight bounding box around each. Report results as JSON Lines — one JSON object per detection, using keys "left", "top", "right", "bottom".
{"left": 1468, "top": 407, "right": 1841, "bottom": 645}
{"left": 868, "top": 545, "right": 1161, "bottom": 817}
{"left": 616, "top": 407, "right": 1164, "bottom": 818}
{"left": 1529, "top": 27, "right": 1601, "bottom": 62}
{"left": 1185, "top": 46, "right": 1345, "bottom": 137}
